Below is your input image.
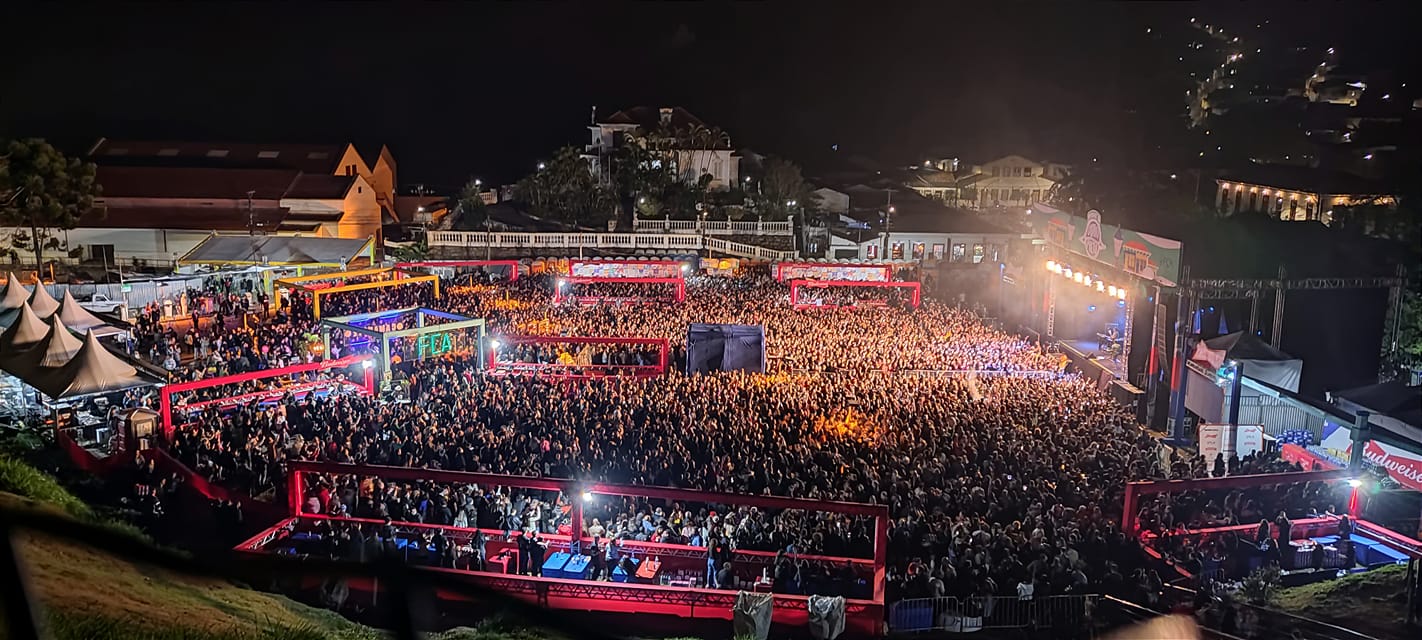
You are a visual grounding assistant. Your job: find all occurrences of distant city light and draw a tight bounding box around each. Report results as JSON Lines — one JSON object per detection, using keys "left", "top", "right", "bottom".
{"left": 1364, "top": 154, "right": 1374, "bottom": 160}
{"left": 537, "top": 162, "right": 546, "bottom": 170}
{"left": 1169, "top": 173, "right": 1178, "bottom": 179}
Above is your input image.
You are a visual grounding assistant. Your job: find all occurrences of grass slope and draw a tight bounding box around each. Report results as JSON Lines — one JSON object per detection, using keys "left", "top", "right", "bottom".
{"left": 1273, "top": 564, "right": 1412, "bottom": 639}
{"left": 0, "top": 455, "right": 569, "bottom": 640}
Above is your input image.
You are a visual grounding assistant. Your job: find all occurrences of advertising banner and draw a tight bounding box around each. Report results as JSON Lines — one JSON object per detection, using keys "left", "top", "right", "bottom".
{"left": 570, "top": 261, "right": 682, "bottom": 278}
{"left": 1031, "top": 208, "right": 1183, "bottom": 286}
{"left": 1320, "top": 422, "right": 1422, "bottom": 491}
{"left": 1198, "top": 423, "right": 1265, "bottom": 464}
{"left": 775, "top": 263, "right": 891, "bottom": 282}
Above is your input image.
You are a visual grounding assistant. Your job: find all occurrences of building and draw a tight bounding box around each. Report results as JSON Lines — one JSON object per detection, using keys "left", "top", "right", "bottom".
{"left": 816, "top": 185, "right": 1021, "bottom": 262}
{"left": 583, "top": 106, "right": 740, "bottom": 190}
{"left": 23, "top": 140, "right": 404, "bottom": 267}
{"left": 1215, "top": 164, "right": 1396, "bottom": 224}
{"left": 900, "top": 155, "right": 1065, "bottom": 210}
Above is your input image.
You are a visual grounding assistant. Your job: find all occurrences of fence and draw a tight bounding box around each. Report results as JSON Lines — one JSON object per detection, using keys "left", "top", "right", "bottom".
{"left": 426, "top": 231, "right": 797, "bottom": 261}
{"left": 632, "top": 218, "right": 793, "bottom": 236}
{"left": 888, "top": 594, "right": 1096, "bottom": 633}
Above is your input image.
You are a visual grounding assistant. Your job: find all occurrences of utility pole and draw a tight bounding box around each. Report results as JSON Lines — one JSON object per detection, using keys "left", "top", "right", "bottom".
{"left": 246, "top": 190, "right": 257, "bottom": 235}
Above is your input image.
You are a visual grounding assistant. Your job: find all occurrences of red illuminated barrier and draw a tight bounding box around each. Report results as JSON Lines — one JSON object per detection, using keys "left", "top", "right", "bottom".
{"left": 789, "top": 279, "right": 921, "bottom": 309}
{"left": 554, "top": 276, "right": 686, "bottom": 304}
{"left": 488, "top": 335, "right": 669, "bottom": 377}
{"left": 159, "top": 354, "right": 376, "bottom": 438}
{"left": 775, "top": 262, "right": 892, "bottom": 282}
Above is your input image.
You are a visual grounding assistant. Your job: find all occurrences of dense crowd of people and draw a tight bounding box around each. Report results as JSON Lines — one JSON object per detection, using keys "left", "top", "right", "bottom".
{"left": 136, "top": 264, "right": 1353, "bottom": 627}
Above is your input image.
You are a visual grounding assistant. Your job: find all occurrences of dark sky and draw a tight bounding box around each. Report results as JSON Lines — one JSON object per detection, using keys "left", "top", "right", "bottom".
{"left": 1, "top": 1, "right": 1411, "bottom": 190}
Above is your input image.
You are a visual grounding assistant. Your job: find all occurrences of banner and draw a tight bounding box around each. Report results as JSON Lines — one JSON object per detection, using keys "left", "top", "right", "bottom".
{"left": 570, "top": 261, "right": 682, "bottom": 278}
{"left": 1320, "top": 423, "right": 1422, "bottom": 491}
{"left": 1030, "top": 207, "right": 1182, "bottom": 286}
{"left": 1198, "top": 423, "right": 1265, "bottom": 464}
{"left": 775, "top": 263, "right": 890, "bottom": 282}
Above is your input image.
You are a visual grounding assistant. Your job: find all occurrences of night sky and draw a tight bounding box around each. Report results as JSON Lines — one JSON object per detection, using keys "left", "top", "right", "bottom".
{"left": 2, "top": 2, "right": 1412, "bottom": 189}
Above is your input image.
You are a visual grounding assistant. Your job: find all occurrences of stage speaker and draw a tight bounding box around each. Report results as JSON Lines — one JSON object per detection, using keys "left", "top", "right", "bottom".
{"left": 687, "top": 323, "right": 766, "bottom": 374}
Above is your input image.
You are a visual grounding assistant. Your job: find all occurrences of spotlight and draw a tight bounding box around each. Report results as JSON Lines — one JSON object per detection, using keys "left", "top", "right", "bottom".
{"left": 1347, "top": 479, "right": 1362, "bottom": 488}
{"left": 1116, "top": 288, "right": 1127, "bottom": 300}
{"left": 1095, "top": 281, "right": 1105, "bottom": 292}
{"left": 1046, "top": 260, "right": 1057, "bottom": 272}
{"left": 491, "top": 339, "right": 501, "bottom": 350}
{"left": 1084, "top": 275, "right": 1093, "bottom": 287}
{"left": 1064, "top": 267, "right": 1073, "bottom": 278}
{"left": 581, "top": 491, "right": 594, "bottom": 502}
{"left": 681, "top": 263, "right": 690, "bottom": 272}
{"left": 1108, "top": 285, "right": 1118, "bottom": 297}
{"left": 1088, "top": 305, "right": 1097, "bottom": 312}
{"left": 361, "top": 360, "right": 374, "bottom": 369}
{"left": 1073, "top": 272, "right": 1084, "bottom": 284}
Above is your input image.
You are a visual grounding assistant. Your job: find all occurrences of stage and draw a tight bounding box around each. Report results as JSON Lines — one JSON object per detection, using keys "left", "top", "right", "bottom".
{"left": 1058, "top": 339, "right": 1127, "bottom": 382}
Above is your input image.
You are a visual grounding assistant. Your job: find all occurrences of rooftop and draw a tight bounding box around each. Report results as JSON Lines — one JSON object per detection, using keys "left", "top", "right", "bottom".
{"left": 89, "top": 139, "right": 352, "bottom": 174}
{"left": 94, "top": 166, "right": 299, "bottom": 200}
{"left": 1221, "top": 163, "right": 1394, "bottom": 195}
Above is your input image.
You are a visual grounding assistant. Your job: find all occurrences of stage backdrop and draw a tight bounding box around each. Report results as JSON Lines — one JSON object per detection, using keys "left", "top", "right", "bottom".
{"left": 687, "top": 323, "right": 766, "bottom": 374}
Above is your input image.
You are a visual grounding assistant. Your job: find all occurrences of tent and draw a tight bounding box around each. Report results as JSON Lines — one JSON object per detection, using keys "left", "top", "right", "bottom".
{"left": 686, "top": 323, "right": 767, "bottom": 374}
{"left": 21, "top": 316, "right": 86, "bottom": 371}
{"left": 177, "top": 234, "right": 377, "bottom": 267}
{"left": 33, "top": 330, "right": 151, "bottom": 399}
{"left": 1191, "top": 331, "right": 1303, "bottom": 392}
{"left": 1334, "top": 380, "right": 1422, "bottom": 448}
{"left": 56, "top": 289, "right": 113, "bottom": 332}
{"left": 0, "top": 272, "right": 29, "bottom": 311}
{"left": 0, "top": 303, "right": 51, "bottom": 357}
{"left": 28, "top": 284, "right": 61, "bottom": 318}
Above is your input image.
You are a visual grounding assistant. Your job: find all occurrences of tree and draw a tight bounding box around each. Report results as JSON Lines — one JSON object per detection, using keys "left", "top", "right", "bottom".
{"left": 514, "top": 147, "right": 615, "bottom": 227}
{"left": 452, "top": 178, "right": 490, "bottom": 231}
{"left": 749, "top": 157, "right": 819, "bottom": 221}
{"left": 0, "top": 139, "right": 100, "bottom": 269}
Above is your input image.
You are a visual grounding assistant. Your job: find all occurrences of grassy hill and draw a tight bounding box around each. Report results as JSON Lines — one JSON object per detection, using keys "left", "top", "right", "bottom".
{"left": 1273, "top": 564, "right": 1413, "bottom": 639}
{"left": 0, "top": 455, "right": 564, "bottom": 640}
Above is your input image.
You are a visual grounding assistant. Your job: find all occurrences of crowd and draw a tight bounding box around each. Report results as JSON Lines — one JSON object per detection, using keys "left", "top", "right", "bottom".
{"left": 138, "top": 266, "right": 1217, "bottom": 611}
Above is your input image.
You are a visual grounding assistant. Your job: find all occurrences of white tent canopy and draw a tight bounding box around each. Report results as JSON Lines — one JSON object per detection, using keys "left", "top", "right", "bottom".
{"left": 0, "top": 303, "right": 51, "bottom": 355}
{"left": 56, "top": 289, "right": 111, "bottom": 332}
{"left": 33, "top": 330, "right": 150, "bottom": 399}
{"left": 28, "top": 284, "right": 60, "bottom": 319}
{"left": 0, "top": 272, "right": 29, "bottom": 311}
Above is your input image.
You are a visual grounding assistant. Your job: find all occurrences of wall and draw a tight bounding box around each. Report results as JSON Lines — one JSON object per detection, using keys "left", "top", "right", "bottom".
{"left": 673, "top": 149, "right": 738, "bottom": 190}
{"left": 814, "top": 188, "right": 850, "bottom": 214}
{"left": 851, "top": 231, "right": 1013, "bottom": 263}
{"left": 18, "top": 227, "right": 217, "bottom": 264}
{"left": 338, "top": 180, "right": 382, "bottom": 240}
{"left": 368, "top": 150, "right": 398, "bottom": 208}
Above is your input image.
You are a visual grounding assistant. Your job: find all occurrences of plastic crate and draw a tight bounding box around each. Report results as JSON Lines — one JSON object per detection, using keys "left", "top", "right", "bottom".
{"left": 542, "top": 552, "right": 571, "bottom": 578}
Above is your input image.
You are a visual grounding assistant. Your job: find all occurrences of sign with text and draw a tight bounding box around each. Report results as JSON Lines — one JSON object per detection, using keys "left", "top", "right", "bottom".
{"left": 1030, "top": 207, "right": 1183, "bottom": 286}
{"left": 775, "top": 263, "right": 891, "bottom": 282}
{"left": 570, "top": 261, "right": 682, "bottom": 279}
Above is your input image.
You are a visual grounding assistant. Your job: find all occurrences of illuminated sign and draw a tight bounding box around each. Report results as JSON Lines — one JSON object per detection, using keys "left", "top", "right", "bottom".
{"left": 416, "top": 331, "right": 455, "bottom": 359}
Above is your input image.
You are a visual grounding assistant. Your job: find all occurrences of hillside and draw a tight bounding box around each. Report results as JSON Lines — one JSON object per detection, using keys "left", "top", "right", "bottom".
{"left": 0, "top": 454, "right": 567, "bottom": 640}
{"left": 1273, "top": 564, "right": 1413, "bottom": 639}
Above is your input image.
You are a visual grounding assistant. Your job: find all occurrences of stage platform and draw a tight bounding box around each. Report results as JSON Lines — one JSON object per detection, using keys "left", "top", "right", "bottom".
{"left": 1058, "top": 339, "right": 1127, "bottom": 382}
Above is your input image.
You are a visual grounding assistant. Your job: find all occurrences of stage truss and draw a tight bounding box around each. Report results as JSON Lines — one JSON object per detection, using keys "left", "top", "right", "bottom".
{"left": 396, "top": 259, "right": 520, "bottom": 282}
{"left": 774, "top": 261, "right": 893, "bottom": 282}
{"left": 789, "top": 279, "right": 921, "bottom": 309}
{"left": 554, "top": 276, "right": 687, "bottom": 305}
{"left": 159, "top": 354, "right": 375, "bottom": 437}
{"left": 487, "top": 335, "right": 669, "bottom": 378}
{"left": 320, "top": 306, "right": 486, "bottom": 379}
{"left": 274, "top": 267, "right": 441, "bottom": 319}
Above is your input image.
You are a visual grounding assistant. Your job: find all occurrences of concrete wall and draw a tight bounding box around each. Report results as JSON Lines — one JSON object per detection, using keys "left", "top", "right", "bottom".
{"left": 5, "top": 226, "right": 217, "bottom": 265}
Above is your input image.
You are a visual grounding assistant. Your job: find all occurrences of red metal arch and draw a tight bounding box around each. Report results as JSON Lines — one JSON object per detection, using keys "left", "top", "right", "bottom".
{"left": 789, "top": 279, "right": 921, "bottom": 309}
{"left": 159, "top": 354, "right": 375, "bottom": 438}
{"left": 487, "top": 335, "right": 670, "bottom": 377}
{"left": 555, "top": 276, "right": 686, "bottom": 304}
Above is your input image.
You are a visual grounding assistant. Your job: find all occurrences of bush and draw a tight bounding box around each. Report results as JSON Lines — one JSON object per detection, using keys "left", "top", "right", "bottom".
{"left": 0, "top": 454, "right": 93, "bottom": 518}
{"left": 1239, "top": 565, "right": 1282, "bottom": 605}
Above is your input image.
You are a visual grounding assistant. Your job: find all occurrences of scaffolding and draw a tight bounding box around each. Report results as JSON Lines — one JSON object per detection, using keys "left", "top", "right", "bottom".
{"left": 320, "top": 307, "right": 486, "bottom": 380}
{"left": 273, "top": 267, "right": 441, "bottom": 319}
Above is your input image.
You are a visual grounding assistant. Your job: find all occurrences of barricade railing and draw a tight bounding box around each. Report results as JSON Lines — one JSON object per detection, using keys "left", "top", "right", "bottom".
{"left": 633, "top": 219, "right": 793, "bottom": 236}
{"left": 888, "top": 594, "right": 1097, "bottom": 633}
{"left": 425, "top": 231, "right": 798, "bottom": 261}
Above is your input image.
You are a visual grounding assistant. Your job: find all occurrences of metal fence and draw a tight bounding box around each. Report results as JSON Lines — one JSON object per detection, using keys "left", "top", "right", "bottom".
{"left": 887, "top": 594, "right": 1097, "bottom": 633}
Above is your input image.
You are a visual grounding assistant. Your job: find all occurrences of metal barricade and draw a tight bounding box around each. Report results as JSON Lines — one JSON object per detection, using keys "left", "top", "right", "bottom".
{"left": 888, "top": 594, "right": 1097, "bottom": 633}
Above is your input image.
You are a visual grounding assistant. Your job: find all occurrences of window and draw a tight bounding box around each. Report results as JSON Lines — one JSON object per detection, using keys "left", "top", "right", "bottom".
{"left": 206, "top": 149, "right": 229, "bottom": 157}
{"left": 866, "top": 244, "right": 879, "bottom": 259}
{"left": 912, "top": 242, "right": 925, "bottom": 260}
{"left": 157, "top": 148, "right": 179, "bottom": 156}
{"left": 257, "top": 150, "right": 281, "bottom": 159}
{"left": 932, "top": 243, "right": 945, "bottom": 260}
{"left": 891, "top": 242, "right": 905, "bottom": 260}
{"left": 991, "top": 167, "right": 1000, "bottom": 177}
{"left": 951, "top": 243, "right": 966, "bottom": 262}
{"left": 88, "top": 244, "right": 115, "bottom": 263}
{"left": 972, "top": 243, "right": 985, "bottom": 264}
{"left": 357, "top": 186, "right": 362, "bottom": 194}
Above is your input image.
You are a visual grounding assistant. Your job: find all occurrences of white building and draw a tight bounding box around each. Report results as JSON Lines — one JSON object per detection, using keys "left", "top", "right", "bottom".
{"left": 7, "top": 140, "right": 400, "bottom": 268}
{"left": 952, "top": 155, "right": 1062, "bottom": 209}
{"left": 1214, "top": 165, "right": 1395, "bottom": 224}
{"left": 584, "top": 106, "right": 740, "bottom": 190}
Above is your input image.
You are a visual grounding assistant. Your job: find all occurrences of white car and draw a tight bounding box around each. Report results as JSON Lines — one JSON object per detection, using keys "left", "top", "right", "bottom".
{"left": 77, "top": 293, "right": 126, "bottom": 315}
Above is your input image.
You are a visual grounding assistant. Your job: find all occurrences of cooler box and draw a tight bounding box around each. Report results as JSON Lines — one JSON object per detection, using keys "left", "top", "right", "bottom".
{"left": 635, "top": 558, "right": 662, "bottom": 583}
{"left": 542, "top": 552, "right": 571, "bottom": 579}
{"left": 612, "top": 558, "right": 640, "bottom": 583}
{"left": 489, "top": 550, "right": 518, "bottom": 575}
{"left": 564, "top": 554, "right": 591, "bottom": 579}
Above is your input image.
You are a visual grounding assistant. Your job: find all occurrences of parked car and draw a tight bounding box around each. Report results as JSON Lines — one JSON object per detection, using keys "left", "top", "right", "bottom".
{"left": 77, "top": 293, "right": 126, "bottom": 315}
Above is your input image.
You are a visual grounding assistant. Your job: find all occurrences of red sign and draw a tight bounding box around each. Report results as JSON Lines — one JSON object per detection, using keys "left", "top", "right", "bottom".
{"left": 1363, "top": 441, "right": 1422, "bottom": 492}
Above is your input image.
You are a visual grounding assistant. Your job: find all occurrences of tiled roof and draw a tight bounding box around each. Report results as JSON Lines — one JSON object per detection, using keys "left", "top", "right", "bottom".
{"left": 284, "top": 174, "right": 356, "bottom": 199}
{"left": 95, "top": 166, "right": 299, "bottom": 200}
{"left": 89, "top": 139, "right": 350, "bottom": 174}
{"left": 78, "top": 204, "right": 288, "bottom": 232}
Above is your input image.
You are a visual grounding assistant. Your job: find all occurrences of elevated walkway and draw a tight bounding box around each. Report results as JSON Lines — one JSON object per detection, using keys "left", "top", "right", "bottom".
{"left": 426, "top": 231, "right": 797, "bottom": 261}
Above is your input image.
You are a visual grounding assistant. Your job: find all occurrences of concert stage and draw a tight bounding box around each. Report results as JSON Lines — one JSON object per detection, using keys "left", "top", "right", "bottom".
{"left": 237, "top": 461, "right": 888, "bottom": 637}
{"left": 1058, "top": 339, "right": 1128, "bottom": 382}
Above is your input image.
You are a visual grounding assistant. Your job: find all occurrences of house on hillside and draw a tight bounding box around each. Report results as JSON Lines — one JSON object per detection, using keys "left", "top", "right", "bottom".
{"left": 582, "top": 106, "right": 740, "bottom": 190}
{"left": 951, "top": 155, "right": 1062, "bottom": 210}
{"left": 813, "top": 183, "right": 1022, "bottom": 262}
{"left": 1215, "top": 164, "right": 1396, "bottom": 224}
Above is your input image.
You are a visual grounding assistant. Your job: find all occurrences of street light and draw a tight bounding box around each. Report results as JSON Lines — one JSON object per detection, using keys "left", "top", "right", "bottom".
{"left": 537, "top": 162, "right": 546, "bottom": 171}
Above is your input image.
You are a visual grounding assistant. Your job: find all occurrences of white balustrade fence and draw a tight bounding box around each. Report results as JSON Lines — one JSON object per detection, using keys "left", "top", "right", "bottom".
{"left": 631, "top": 219, "right": 793, "bottom": 236}
{"left": 426, "top": 231, "right": 797, "bottom": 261}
